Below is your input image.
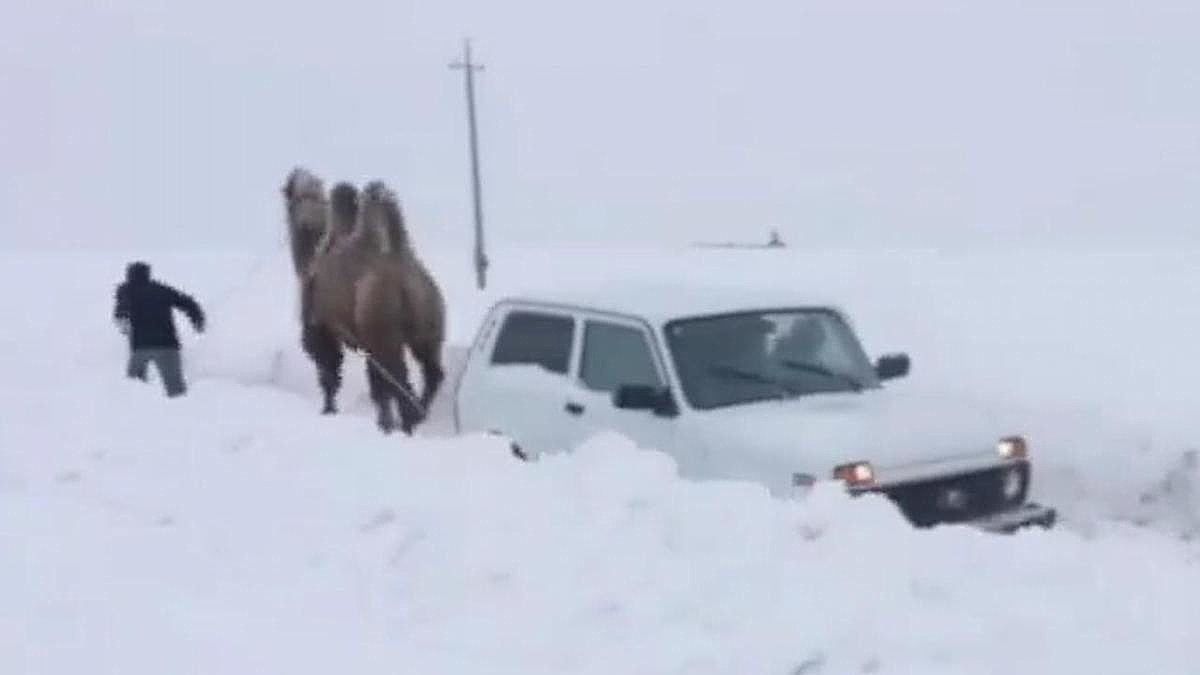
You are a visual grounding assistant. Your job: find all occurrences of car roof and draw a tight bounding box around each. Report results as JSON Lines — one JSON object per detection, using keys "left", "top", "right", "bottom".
{"left": 495, "top": 280, "right": 845, "bottom": 326}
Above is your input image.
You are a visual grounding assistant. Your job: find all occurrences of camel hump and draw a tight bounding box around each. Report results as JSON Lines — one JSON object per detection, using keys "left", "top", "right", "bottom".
{"left": 359, "top": 180, "right": 410, "bottom": 254}
{"left": 330, "top": 183, "right": 359, "bottom": 225}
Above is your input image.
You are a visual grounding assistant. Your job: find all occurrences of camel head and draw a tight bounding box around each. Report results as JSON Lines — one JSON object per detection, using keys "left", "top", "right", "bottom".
{"left": 282, "top": 166, "right": 324, "bottom": 204}
{"left": 282, "top": 167, "right": 327, "bottom": 233}
{"left": 282, "top": 166, "right": 329, "bottom": 276}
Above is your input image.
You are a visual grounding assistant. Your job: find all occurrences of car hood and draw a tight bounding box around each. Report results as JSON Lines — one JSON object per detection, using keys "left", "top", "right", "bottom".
{"left": 691, "top": 386, "right": 1010, "bottom": 473}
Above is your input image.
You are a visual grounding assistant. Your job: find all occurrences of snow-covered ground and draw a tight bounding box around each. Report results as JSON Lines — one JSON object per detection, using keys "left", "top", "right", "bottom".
{"left": 4, "top": 243, "right": 1200, "bottom": 673}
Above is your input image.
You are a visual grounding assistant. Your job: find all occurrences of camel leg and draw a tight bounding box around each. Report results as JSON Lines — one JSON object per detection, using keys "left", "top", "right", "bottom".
{"left": 301, "top": 323, "right": 343, "bottom": 415}
{"left": 372, "top": 348, "right": 421, "bottom": 436}
{"left": 409, "top": 338, "right": 445, "bottom": 413}
{"left": 365, "top": 359, "right": 397, "bottom": 434}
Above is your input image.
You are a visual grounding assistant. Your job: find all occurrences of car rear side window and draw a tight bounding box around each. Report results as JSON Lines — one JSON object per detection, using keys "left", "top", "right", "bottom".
{"left": 490, "top": 310, "right": 575, "bottom": 374}
{"left": 579, "top": 320, "right": 663, "bottom": 392}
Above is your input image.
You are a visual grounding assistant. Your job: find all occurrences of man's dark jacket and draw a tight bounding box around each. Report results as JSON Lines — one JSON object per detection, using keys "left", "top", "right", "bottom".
{"left": 113, "top": 263, "right": 205, "bottom": 349}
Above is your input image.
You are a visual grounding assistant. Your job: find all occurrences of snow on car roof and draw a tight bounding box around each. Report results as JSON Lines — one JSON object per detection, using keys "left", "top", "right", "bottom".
{"left": 497, "top": 280, "right": 845, "bottom": 325}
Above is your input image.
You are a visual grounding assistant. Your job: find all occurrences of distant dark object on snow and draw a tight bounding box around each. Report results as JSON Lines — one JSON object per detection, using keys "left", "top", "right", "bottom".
{"left": 693, "top": 229, "right": 787, "bottom": 250}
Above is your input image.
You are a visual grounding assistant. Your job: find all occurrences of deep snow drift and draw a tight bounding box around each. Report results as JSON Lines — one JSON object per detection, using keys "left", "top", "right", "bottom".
{"left": 5, "top": 372, "right": 1200, "bottom": 674}
{"left": 3, "top": 244, "right": 1200, "bottom": 673}
{"left": 89, "top": 242, "right": 1200, "bottom": 535}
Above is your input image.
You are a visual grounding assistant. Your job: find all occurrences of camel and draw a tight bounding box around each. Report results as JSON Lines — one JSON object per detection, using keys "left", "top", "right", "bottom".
{"left": 298, "top": 178, "right": 446, "bottom": 435}
{"left": 280, "top": 167, "right": 328, "bottom": 278}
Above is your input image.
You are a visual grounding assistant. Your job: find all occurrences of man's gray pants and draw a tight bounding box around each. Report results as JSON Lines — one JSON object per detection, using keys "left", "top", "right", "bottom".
{"left": 127, "top": 348, "right": 187, "bottom": 397}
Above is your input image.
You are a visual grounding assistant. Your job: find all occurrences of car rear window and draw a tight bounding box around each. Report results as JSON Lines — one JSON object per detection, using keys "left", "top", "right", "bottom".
{"left": 490, "top": 310, "right": 575, "bottom": 374}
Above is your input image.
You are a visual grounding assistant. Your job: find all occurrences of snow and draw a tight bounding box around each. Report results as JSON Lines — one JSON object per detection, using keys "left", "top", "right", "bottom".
{"left": 4, "top": 243, "right": 1200, "bottom": 673}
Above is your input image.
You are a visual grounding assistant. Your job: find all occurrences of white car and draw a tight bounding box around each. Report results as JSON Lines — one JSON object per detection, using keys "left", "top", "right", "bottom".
{"left": 451, "top": 282, "right": 1057, "bottom": 533}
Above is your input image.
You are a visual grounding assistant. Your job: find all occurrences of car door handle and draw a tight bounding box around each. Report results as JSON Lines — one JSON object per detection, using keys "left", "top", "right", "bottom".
{"left": 564, "top": 402, "right": 585, "bottom": 416}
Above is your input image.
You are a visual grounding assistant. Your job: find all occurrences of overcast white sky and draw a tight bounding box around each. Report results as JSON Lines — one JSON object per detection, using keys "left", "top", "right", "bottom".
{"left": 3, "top": 1, "right": 1198, "bottom": 250}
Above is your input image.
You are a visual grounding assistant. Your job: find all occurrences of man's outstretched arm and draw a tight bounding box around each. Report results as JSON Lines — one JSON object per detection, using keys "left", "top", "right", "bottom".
{"left": 169, "top": 287, "right": 206, "bottom": 332}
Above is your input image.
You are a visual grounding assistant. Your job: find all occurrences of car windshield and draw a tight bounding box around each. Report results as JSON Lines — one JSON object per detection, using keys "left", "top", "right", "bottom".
{"left": 664, "top": 309, "right": 881, "bottom": 410}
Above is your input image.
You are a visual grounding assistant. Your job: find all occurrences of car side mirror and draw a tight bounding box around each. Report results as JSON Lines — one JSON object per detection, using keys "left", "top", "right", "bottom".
{"left": 874, "top": 353, "right": 910, "bottom": 381}
{"left": 613, "top": 384, "right": 679, "bottom": 417}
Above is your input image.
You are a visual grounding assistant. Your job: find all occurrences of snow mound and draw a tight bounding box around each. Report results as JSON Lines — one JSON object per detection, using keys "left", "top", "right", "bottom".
{"left": 4, "top": 372, "right": 1200, "bottom": 673}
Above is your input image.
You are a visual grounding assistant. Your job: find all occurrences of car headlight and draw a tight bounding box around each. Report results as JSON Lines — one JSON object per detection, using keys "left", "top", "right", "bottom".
{"left": 833, "top": 461, "right": 876, "bottom": 487}
{"left": 997, "top": 435, "right": 1028, "bottom": 460}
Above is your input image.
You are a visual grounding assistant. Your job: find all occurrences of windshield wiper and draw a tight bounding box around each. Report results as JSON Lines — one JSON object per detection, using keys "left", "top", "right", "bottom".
{"left": 706, "top": 364, "right": 801, "bottom": 398}
{"left": 778, "top": 359, "right": 865, "bottom": 392}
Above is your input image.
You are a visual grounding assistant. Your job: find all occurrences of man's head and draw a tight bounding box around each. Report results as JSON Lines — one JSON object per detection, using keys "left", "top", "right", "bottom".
{"left": 126, "top": 261, "right": 151, "bottom": 283}
{"left": 777, "top": 316, "right": 827, "bottom": 359}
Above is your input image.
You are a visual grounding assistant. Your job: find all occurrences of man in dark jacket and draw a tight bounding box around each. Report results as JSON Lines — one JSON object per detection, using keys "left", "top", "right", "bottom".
{"left": 113, "top": 261, "right": 206, "bottom": 397}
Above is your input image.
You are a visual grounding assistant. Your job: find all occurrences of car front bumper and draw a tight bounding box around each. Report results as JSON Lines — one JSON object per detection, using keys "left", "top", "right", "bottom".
{"left": 964, "top": 501, "right": 1058, "bottom": 534}
{"left": 856, "top": 461, "right": 1058, "bottom": 533}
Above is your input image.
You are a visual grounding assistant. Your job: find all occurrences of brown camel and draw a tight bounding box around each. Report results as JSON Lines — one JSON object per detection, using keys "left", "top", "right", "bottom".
{"left": 280, "top": 167, "right": 328, "bottom": 278}
{"left": 299, "top": 179, "right": 446, "bottom": 435}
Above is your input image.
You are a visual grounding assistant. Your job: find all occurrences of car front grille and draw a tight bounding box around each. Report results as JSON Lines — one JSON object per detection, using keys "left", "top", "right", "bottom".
{"left": 874, "top": 462, "right": 1030, "bottom": 528}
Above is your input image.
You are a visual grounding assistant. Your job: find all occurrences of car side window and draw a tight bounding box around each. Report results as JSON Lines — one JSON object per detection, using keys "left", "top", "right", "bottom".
{"left": 490, "top": 309, "right": 575, "bottom": 374}
{"left": 579, "top": 320, "right": 663, "bottom": 392}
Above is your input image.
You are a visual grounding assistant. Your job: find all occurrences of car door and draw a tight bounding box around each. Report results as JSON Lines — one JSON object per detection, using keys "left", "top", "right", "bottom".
{"left": 454, "top": 303, "right": 580, "bottom": 458}
{"left": 561, "top": 314, "right": 678, "bottom": 458}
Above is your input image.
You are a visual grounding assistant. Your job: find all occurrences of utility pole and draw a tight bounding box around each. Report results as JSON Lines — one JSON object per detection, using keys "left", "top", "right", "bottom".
{"left": 449, "top": 38, "right": 488, "bottom": 290}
